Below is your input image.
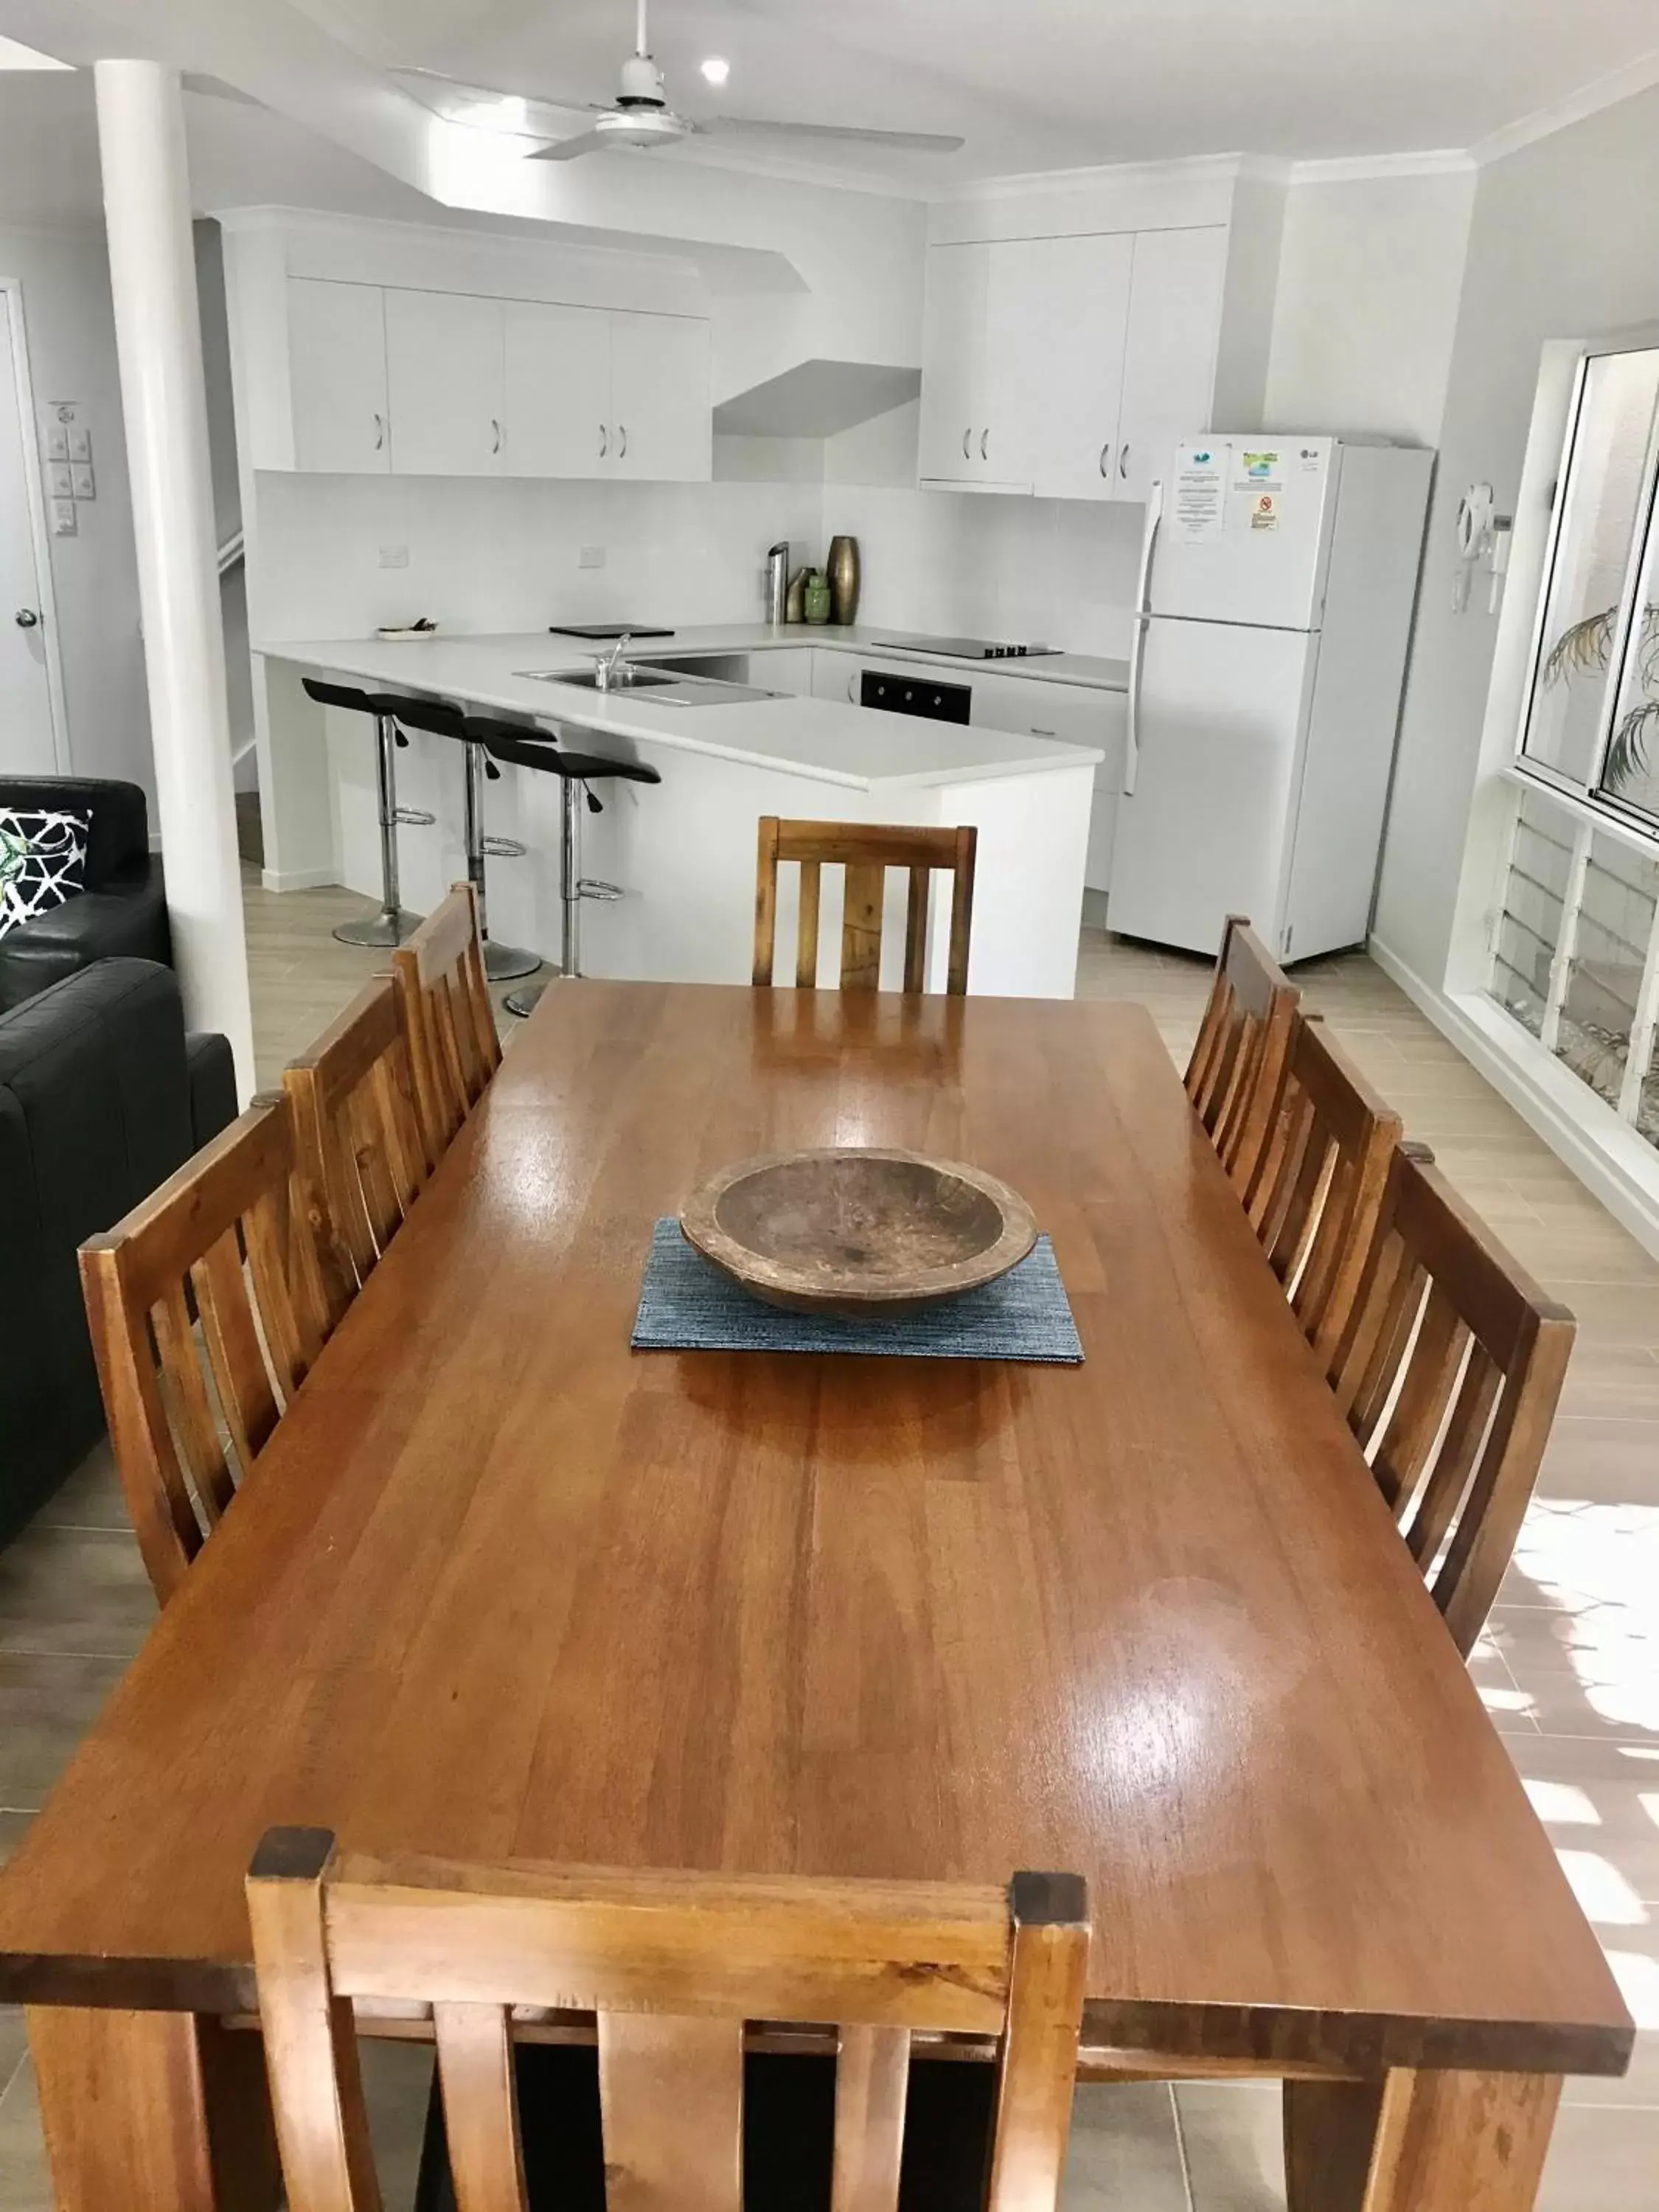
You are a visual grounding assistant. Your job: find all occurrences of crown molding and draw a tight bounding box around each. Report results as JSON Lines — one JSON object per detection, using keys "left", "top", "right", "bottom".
{"left": 1288, "top": 147, "right": 1474, "bottom": 185}
{"left": 931, "top": 151, "right": 1253, "bottom": 204}
{"left": 1471, "top": 44, "right": 1659, "bottom": 166}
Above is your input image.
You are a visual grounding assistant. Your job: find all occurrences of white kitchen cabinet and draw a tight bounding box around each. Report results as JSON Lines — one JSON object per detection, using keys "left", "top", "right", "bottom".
{"left": 917, "top": 243, "right": 988, "bottom": 483}
{"left": 502, "top": 302, "right": 611, "bottom": 478}
{"left": 968, "top": 671, "right": 1127, "bottom": 893}
{"left": 1114, "top": 226, "right": 1229, "bottom": 505}
{"left": 918, "top": 204, "right": 1258, "bottom": 505}
{"left": 288, "top": 279, "right": 389, "bottom": 473}
{"left": 610, "top": 312, "right": 712, "bottom": 482}
{"left": 1029, "top": 233, "right": 1134, "bottom": 501}
{"left": 272, "top": 274, "right": 709, "bottom": 483}
{"left": 385, "top": 289, "right": 506, "bottom": 476}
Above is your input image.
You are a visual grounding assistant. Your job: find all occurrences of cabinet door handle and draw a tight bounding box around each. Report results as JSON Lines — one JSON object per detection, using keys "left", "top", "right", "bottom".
{"left": 1119, "top": 443, "right": 1130, "bottom": 481}
{"left": 962, "top": 428, "right": 972, "bottom": 460}
{"left": 847, "top": 669, "right": 858, "bottom": 703}
{"left": 599, "top": 423, "right": 608, "bottom": 459}
{"left": 1030, "top": 726, "right": 1057, "bottom": 737}
{"left": 1099, "top": 443, "right": 1111, "bottom": 479}
{"left": 373, "top": 412, "right": 385, "bottom": 452}
{"left": 490, "top": 418, "right": 502, "bottom": 455}
{"left": 618, "top": 424, "right": 628, "bottom": 459}
{"left": 981, "top": 428, "right": 990, "bottom": 462}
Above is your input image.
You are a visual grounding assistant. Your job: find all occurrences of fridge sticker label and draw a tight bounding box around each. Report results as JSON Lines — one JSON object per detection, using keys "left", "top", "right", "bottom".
{"left": 1174, "top": 445, "right": 1228, "bottom": 541}
{"left": 1250, "top": 491, "right": 1281, "bottom": 532}
{"left": 1236, "top": 450, "right": 1283, "bottom": 491}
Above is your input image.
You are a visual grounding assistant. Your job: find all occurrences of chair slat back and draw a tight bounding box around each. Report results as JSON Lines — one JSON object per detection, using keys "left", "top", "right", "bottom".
{"left": 247, "top": 1832, "right": 1088, "bottom": 2212}
{"left": 78, "top": 1096, "right": 332, "bottom": 1605}
{"left": 391, "top": 883, "right": 501, "bottom": 1168}
{"left": 1329, "top": 1150, "right": 1576, "bottom": 1655}
{"left": 284, "top": 978, "right": 427, "bottom": 1321}
{"left": 754, "top": 818, "right": 978, "bottom": 995}
{"left": 1245, "top": 1016, "right": 1403, "bottom": 1364}
{"left": 1184, "top": 916, "right": 1298, "bottom": 1193}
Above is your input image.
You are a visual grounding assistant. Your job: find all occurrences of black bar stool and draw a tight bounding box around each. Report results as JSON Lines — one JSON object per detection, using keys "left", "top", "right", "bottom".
{"left": 301, "top": 677, "right": 435, "bottom": 948}
{"left": 376, "top": 694, "right": 540, "bottom": 985}
{"left": 464, "top": 717, "right": 661, "bottom": 1017}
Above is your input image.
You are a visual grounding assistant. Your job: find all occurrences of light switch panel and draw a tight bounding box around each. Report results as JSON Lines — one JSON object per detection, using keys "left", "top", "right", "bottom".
{"left": 52, "top": 498, "right": 78, "bottom": 536}
{"left": 66, "top": 427, "right": 91, "bottom": 462}
{"left": 44, "top": 425, "right": 69, "bottom": 462}
{"left": 71, "top": 462, "right": 95, "bottom": 500}
{"left": 48, "top": 461, "right": 73, "bottom": 498}
{"left": 578, "top": 545, "right": 606, "bottom": 569}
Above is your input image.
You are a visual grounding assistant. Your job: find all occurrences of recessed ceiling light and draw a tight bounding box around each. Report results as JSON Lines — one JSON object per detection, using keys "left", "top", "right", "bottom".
{"left": 699, "top": 55, "right": 730, "bottom": 87}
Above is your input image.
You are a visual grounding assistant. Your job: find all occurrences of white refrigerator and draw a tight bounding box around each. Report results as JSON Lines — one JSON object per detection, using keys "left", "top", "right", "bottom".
{"left": 1106, "top": 435, "right": 1433, "bottom": 962}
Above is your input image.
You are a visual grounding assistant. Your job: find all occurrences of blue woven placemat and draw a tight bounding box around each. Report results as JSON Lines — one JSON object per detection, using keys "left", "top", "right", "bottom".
{"left": 631, "top": 1218, "right": 1083, "bottom": 1363}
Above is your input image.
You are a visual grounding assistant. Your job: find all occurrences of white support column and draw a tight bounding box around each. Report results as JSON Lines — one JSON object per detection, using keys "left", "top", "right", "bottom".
{"left": 94, "top": 59, "right": 255, "bottom": 1096}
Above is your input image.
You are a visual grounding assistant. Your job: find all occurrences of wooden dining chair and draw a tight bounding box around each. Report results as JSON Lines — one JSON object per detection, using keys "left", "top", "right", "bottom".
{"left": 283, "top": 976, "right": 428, "bottom": 1324}
{"left": 1184, "top": 915, "right": 1298, "bottom": 1194}
{"left": 79, "top": 1094, "right": 333, "bottom": 1605}
{"left": 754, "top": 818, "right": 978, "bottom": 993}
{"left": 1328, "top": 1148, "right": 1576, "bottom": 1657}
{"left": 392, "top": 882, "right": 501, "bottom": 1168}
{"left": 246, "top": 1829, "right": 1089, "bottom": 2212}
{"left": 1243, "top": 1015, "right": 1403, "bottom": 1366}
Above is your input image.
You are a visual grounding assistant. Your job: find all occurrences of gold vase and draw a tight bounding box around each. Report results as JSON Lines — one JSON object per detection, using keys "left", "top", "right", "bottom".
{"left": 827, "top": 535, "right": 860, "bottom": 627}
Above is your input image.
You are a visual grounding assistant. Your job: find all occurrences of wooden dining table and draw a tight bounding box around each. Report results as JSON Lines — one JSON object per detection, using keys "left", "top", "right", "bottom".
{"left": 0, "top": 981, "right": 1631, "bottom": 2210}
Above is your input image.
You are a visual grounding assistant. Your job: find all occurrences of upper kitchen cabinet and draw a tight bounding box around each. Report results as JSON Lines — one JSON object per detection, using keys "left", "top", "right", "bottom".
{"left": 502, "top": 301, "right": 612, "bottom": 478}
{"left": 1113, "top": 227, "right": 1230, "bottom": 504}
{"left": 919, "top": 172, "right": 1281, "bottom": 504}
{"left": 245, "top": 257, "right": 712, "bottom": 482}
{"left": 609, "top": 312, "right": 712, "bottom": 483}
{"left": 288, "top": 279, "right": 389, "bottom": 474}
{"left": 385, "top": 289, "right": 507, "bottom": 476}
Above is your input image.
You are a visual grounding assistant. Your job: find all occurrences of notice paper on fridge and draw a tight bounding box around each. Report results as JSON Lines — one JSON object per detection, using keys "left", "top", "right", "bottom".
{"left": 1174, "top": 444, "right": 1229, "bottom": 541}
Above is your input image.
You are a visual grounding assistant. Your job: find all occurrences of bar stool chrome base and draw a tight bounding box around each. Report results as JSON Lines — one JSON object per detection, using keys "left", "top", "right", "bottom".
{"left": 481, "top": 936, "right": 541, "bottom": 984}
{"left": 504, "top": 978, "right": 550, "bottom": 1019}
{"left": 332, "top": 905, "right": 424, "bottom": 950}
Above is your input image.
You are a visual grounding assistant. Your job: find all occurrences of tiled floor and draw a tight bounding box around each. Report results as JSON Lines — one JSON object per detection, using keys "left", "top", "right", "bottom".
{"left": 1, "top": 897, "right": 1657, "bottom": 2207}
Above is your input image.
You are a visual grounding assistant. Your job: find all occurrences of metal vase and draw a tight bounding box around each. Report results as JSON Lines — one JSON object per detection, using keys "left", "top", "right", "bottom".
{"left": 827, "top": 535, "right": 860, "bottom": 627}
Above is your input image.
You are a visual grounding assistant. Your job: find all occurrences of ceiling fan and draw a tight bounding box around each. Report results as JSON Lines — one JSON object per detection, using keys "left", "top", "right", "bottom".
{"left": 394, "top": 0, "right": 964, "bottom": 164}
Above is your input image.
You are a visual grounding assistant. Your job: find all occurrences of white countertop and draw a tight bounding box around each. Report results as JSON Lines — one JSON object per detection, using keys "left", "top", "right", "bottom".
{"left": 608, "top": 622, "right": 1131, "bottom": 693}
{"left": 258, "top": 631, "right": 1110, "bottom": 792}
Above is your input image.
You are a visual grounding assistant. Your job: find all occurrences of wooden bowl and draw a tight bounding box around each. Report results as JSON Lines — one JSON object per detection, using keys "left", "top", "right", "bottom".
{"left": 679, "top": 1147, "right": 1038, "bottom": 1318}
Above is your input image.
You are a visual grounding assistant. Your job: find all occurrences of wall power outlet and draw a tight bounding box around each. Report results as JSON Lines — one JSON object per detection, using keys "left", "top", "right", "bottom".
{"left": 578, "top": 545, "right": 606, "bottom": 570}
{"left": 378, "top": 546, "right": 410, "bottom": 570}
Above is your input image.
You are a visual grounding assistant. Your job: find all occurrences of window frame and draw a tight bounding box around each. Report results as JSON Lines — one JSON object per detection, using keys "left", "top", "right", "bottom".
{"left": 1510, "top": 339, "right": 1659, "bottom": 837}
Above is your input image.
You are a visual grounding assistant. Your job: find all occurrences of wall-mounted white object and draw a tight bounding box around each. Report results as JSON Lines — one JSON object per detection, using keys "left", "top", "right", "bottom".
{"left": 48, "top": 460, "right": 73, "bottom": 498}
{"left": 67, "top": 426, "right": 91, "bottom": 463}
{"left": 52, "top": 497, "right": 77, "bottom": 535}
{"left": 71, "top": 462, "right": 95, "bottom": 500}
{"left": 1453, "top": 480, "right": 1495, "bottom": 612}
{"left": 44, "top": 423, "right": 69, "bottom": 462}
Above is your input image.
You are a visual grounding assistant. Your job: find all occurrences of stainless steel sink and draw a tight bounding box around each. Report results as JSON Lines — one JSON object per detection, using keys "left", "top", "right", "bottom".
{"left": 534, "top": 667, "right": 684, "bottom": 692}
{"left": 514, "top": 664, "right": 782, "bottom": 708}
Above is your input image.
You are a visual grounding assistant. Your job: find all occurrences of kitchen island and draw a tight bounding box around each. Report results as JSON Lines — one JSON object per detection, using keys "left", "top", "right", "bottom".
{"left": 256, "top": 630, "right": 1113, "bottom": 997}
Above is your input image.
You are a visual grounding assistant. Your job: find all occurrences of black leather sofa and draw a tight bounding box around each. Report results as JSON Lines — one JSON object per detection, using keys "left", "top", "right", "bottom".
{"left": 0, "top": 959, "right": 237, "bottom": 1548}
{"left": 0, "top": 776, "right": 170, "bottom": 1015}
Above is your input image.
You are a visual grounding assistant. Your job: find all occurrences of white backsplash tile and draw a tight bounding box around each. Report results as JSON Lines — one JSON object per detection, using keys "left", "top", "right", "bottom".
{"left": 251, "top": 470, "right": 1144, "bottom": 655}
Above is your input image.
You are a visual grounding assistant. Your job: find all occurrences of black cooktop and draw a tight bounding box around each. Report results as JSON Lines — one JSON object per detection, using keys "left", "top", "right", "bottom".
{"left": 548, "top": 623, "right": 675, "bottom": 640}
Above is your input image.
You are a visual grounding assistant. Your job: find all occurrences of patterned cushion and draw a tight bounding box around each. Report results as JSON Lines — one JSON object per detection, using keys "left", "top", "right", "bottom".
{"left": 0, "top": 807, "right": 91, "bottom": 941}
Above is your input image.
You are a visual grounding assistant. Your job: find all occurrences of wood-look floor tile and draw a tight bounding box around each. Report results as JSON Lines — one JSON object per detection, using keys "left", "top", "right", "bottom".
{"left": 1062, "top": 2083, "right": 1189, "bottom": 2211}
{"left": 0, "top": 1654, "right": 128, "bottom": 1809}
{"left": 0, "top": 1527, "right": 155, "bottom": 1658}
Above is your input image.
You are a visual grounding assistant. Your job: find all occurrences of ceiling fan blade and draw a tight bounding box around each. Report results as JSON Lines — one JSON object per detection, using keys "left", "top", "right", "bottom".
{"left": 527, "top": 131, "right": 614, "bottom": 162}
{"left": 702, "top": 116, "right": 964, "bottom": 153}
{"left": 392, "top": 67, "right": 597, "bottom": 134}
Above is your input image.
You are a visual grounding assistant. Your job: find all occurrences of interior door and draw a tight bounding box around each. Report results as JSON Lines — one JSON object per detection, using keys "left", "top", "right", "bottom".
{"left": 918, "top": 242, "right": 988, "bottom": 483}
{"left": 1113, "top": 227, "right": 1228, "bottom": 505}
{"left": 287, "top": 279, "right": 389, "bottom": 473}
{"left": 609, "top": 312, "right": 712, "bottom": 482}
{"left": 503, "top": 301, "right": 612, "bottom": 479}
{"left": 0, "top": 303, "right": 58, "bottom": 773}
{"left": 1028, "top": 234, "right": 1134, "bottom": 500}
{"left": 1107, "top": 616, "right": 1318, "bottom": 956}
{"left": 385, "top": 289, "right": 505, "bottom": 476}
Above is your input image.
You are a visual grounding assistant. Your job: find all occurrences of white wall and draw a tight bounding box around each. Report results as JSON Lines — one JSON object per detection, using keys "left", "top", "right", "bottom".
{"left": 1264, "top": 170, "right": 1475, "bottom": 448}
{"left": 0, "top": 224, "right": 150, "bottom": 795}
{"left": 251, "top": 473, "right": 827, "bottom": 643}
{"left": 1371, "top": 84, "right": 1659, "bottom": 991}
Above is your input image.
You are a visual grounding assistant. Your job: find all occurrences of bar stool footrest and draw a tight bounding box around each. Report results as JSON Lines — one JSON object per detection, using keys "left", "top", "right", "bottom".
{"left": 394, "top": 807, "right": 436, "bottom": 828}
{"left": 576, "top": 878, "right": 624, "bottom": 902}
{"left": 483, "top": 835, "right": 526, "bottom": 860}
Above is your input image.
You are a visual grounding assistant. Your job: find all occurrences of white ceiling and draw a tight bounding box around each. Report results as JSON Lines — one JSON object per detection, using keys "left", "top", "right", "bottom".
{"left": 280, "top": 0, "right": 1659, "bottom": 181}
